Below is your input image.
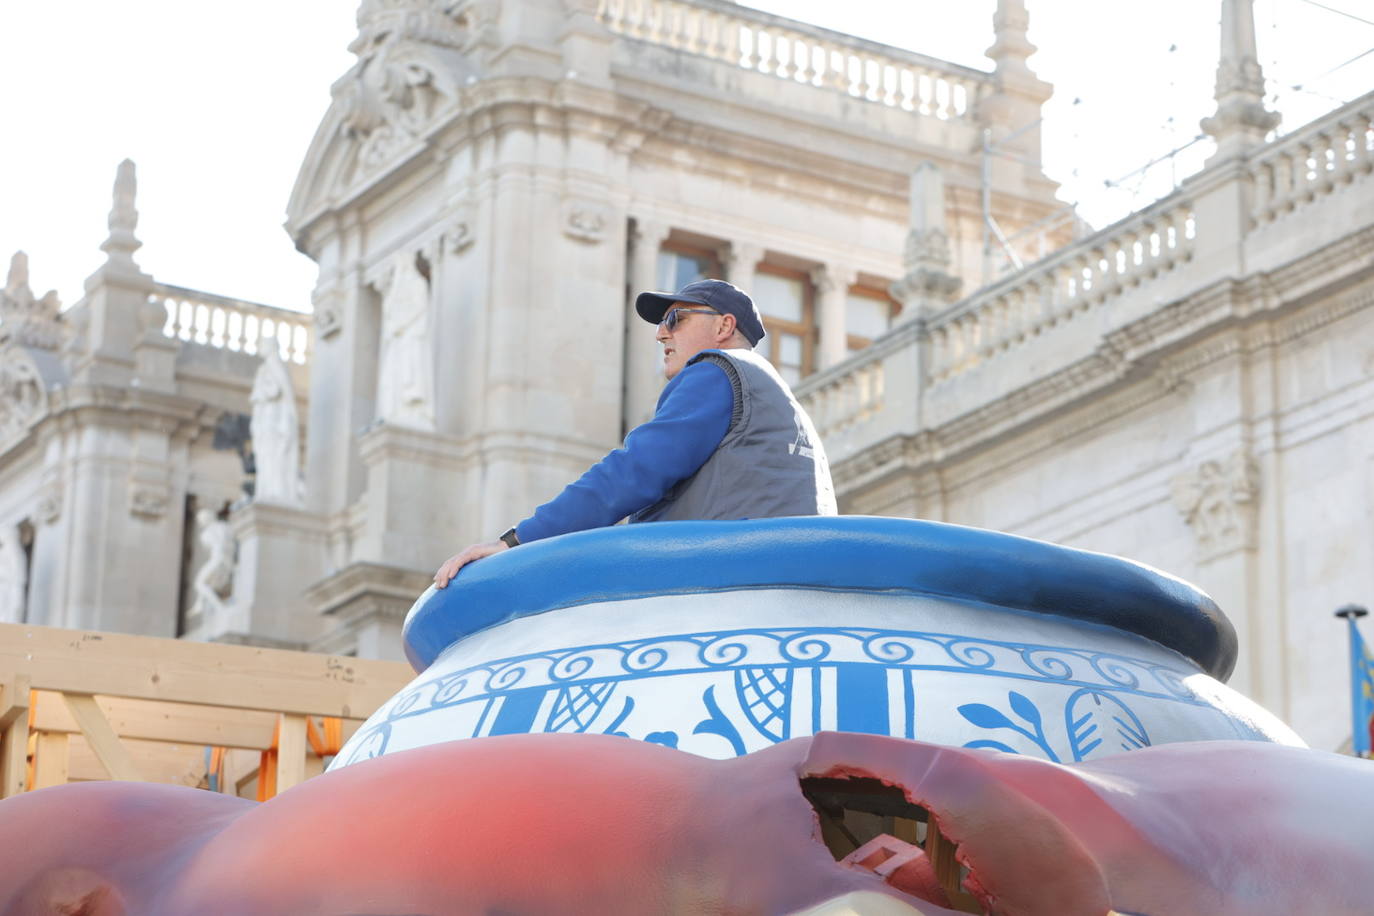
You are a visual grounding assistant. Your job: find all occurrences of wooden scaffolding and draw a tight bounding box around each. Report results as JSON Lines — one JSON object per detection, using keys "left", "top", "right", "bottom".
{"left": 0, "top": 623, "right": 412, "bottom": 799}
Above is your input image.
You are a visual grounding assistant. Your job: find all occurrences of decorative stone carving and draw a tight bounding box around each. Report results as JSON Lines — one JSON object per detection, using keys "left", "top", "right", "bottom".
{"left": 1201, "top": 0, "right": 1280, "bottom": 161}
{"left": 890, "top": 163, "right": 960, "bottom": 318}
{"left": 336, "top": 1, "right": 483, "bottom": 178}
{"left": 250, "top": 338, "right": 304, "bottom": 506}
{"left": 563, "top": 201, "right": 609, "bottom": 244}
{"left": 0, "top": 523, "right": 26, "bottom": 624}
{"left": 443, "top": 218, "right": 474, "bottom": 255}
{"left": 34, "top": 487, "right": 60, "bottom": 526}
{"left": 129, "top": 486, "right": 169, "bottom": 519}
{"left": 313, "top": 292, "right": 343, "bottom": 340}
{"left": 0, "top": 349, "right": 47, "bottom": 449}
{"left": 1171, "top": 451, "right": 1260, "bottom": 559}
{"left": 0, "top": 253, "right": 63, "bottom": 350}
{"left": 190, "top": 508, "right": 236, "bottom": 618}
{"left": 100, "top": 159, "right": 144, "bottom": 272}
{"left": 373, "top": 250, "right": 436, "bottom": 430}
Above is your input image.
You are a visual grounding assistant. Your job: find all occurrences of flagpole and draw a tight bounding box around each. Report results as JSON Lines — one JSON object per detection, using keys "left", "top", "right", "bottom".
{"left": 1336, "top": 604, "right": 1370, "bottom": 758}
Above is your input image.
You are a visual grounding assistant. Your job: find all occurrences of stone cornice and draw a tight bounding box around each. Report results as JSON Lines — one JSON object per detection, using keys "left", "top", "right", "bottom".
{"left": 229, "top": 502, "right": 330, "bottom": 540}
{"left": 305, "top": 560, "right": 433, "bottom": 622}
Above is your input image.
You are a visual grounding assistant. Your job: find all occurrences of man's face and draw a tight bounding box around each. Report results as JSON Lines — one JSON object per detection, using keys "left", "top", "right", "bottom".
{"left": 657, "top": 307, "right": 728, "bottom": 380}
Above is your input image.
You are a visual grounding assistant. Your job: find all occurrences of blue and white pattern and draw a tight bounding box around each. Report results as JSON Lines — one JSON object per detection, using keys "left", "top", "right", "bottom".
{"left": 331, "top": 518, "right": 1303, "bottom": 771}
{"left": 334, "top": 613, "right": 1292, "bottom": 768}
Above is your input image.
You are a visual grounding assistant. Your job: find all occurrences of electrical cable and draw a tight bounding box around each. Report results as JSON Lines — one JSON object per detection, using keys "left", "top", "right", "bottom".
{"left": 1294, "top": 0, "right": 1374, "bottom": 29}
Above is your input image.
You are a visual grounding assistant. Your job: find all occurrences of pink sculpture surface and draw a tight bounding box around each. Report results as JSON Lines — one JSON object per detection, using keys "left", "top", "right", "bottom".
{"left": 2, "top": 732, "right": 1372, "bottom": 915}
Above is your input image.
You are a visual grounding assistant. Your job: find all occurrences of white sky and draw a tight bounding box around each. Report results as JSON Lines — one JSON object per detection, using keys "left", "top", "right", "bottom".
{"left": 2, "top": 0, "right": 1371, "bottom": 312}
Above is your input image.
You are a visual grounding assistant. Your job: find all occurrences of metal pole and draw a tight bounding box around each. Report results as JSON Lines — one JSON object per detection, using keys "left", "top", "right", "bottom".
{"left": 1336, "top": 604, "right": 1370, "bottom": 758}
{"left": 981, "top": 128, "right": 992, "bottom": 288}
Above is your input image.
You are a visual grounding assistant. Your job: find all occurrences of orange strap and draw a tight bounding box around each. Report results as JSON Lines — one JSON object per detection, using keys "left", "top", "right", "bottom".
{"left": 256, "top": 718, "right": 281, "bottom": 802}
{"left": 306, "top": 716, "right": 344, "bottom": 757}
{"left": 257, "top": 716, "right": 342, "bottom": 801}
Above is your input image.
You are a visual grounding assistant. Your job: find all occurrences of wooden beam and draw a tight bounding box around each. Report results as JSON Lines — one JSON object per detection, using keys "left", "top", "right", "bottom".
{"left": 62, "top": 693, "right": 143, "bottom": 782}
{"left": 0, "top": 624, "right": 411, "bottom": 719}
{"left": 29, "top": 691, "right": 365, "bottom": 751}
{"left": 65, "top": 736, "right": 211, "bottom": 786}
{"left": 275, "top": 714, "right": 307, "bottom": 793}
{"left": 31, "top": 732, "right": 70, "bottom": 789}
{"left": 0, "top": 675, "right": 29, "bottom": 731}
{"left": 0, "top": 675, "right": 31, "bottom": 798}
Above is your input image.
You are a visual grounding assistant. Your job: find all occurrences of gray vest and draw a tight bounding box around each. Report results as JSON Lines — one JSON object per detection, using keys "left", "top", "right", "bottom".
{"left": 631, "top": 348, "right": 837, "bottom": 523}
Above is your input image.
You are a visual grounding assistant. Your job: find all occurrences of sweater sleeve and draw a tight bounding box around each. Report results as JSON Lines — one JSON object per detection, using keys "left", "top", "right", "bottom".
{"left": 514, "top": 360, "right": 734, "bottom": 543}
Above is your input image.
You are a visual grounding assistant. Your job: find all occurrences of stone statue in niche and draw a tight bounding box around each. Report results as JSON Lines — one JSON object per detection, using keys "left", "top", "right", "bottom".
{"left": 0, "top": 352, "right": 46, "bottom": 447}
{"left": 190, "top": 509, "right": 235, "bottom": 619}
{"left": 250, "top": 337, "right": 303, "bottom": 506}
{"left": 375, "top": 250, "right": 436, "bottom": 431}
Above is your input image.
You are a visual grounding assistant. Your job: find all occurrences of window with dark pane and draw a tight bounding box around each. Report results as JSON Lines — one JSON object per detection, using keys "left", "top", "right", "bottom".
{"left": 753, "top": 267, "right": 815, "bottom": 382}
{"left": 656, "top": 245, "right": 720, "bottom": 292}
{"left": 845, "top": 286, "right": 900, "bottom": 355}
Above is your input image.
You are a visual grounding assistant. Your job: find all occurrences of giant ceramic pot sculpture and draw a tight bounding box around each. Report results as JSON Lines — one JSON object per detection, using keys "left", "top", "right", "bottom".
{"left": 333, "top": 517, "right": 1302, "bottom": 769}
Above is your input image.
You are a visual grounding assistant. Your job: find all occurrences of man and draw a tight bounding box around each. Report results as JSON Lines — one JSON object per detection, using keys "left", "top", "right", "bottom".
{"left": 433, "top": 278, "right": 835, "bottom": 587}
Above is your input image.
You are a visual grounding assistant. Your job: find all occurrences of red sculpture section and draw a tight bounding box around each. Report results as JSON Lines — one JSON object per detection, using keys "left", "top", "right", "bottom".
{"left": 1, "top": 733, "right": 1371, "bottom": 915}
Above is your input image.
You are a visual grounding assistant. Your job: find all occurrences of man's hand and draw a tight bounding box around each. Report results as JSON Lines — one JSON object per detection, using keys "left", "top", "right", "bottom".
{"left": 434, "top": 540, "right": 509, "bottom": 588}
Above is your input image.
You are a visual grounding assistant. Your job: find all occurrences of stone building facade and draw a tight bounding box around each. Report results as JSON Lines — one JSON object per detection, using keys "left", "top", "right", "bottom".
{"left": 0, "top": 0, "right": 1370, "bottom": 752}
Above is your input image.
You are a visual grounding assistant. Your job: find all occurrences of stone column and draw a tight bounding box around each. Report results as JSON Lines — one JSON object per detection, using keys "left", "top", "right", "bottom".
{"left": 812, "top": 264, "right": 855, "bottom": 371}
{"left": 721, "top": 241, "right": 762, "bottom": 293}
{"left": 623, "top": 219, "right": 670, "bottom": 431}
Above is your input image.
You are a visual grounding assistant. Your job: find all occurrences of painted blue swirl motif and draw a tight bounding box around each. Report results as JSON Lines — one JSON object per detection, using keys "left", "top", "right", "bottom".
{"left": 341, "top": 626, "right": 1201, "bottom": 763}
{"left": 958, "top": 689, "right": 1153, "bottom": 762}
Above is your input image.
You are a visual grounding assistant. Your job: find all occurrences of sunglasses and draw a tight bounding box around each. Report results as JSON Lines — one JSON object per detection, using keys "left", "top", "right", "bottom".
{"left": 660, "top": 307, "right": 720, "bottom": 332}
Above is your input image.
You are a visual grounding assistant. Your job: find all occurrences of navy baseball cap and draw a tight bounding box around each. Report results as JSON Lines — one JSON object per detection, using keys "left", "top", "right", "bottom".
{"left": 635, "top": 279, "right": 766, "bottom": 346}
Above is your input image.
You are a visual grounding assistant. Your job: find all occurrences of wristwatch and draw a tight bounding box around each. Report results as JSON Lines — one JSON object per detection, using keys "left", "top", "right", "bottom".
{"left": 499, "top": 526, "right": 521, "bottom": 549}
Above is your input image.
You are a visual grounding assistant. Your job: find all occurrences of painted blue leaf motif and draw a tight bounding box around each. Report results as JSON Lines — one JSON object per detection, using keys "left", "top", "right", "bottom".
{"left": 645, "top": 731, "right": 679, "bottom": 748}
{"left": 692, "top": 686, "right": 747, "bottom": 756}
{"left": 959, "top": 693, "right": 1060, "bottom": 762}
{"left": 1008, "top": 691, "right": 1041, "bottom": 727}
{"left": 958, "top": 703, "right": 1017, "bottom": 731}
{"left": 601, "top": 696, "right": 635, "bottom": 738}
{"left": 963, "top": 739, "right": 1019, "bottom": 754}
{"left": 1065, "top": 689, "right": 1151, "bottom": 761}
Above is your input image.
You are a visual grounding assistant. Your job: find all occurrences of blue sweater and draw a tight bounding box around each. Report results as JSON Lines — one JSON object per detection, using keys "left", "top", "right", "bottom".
{"left": 515, "top": 359, "right": 734, "bottom": 543}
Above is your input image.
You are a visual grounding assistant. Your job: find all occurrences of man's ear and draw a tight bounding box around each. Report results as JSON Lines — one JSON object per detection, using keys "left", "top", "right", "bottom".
{"left": 716, "top": 313, "right": 737, "bottom": 342}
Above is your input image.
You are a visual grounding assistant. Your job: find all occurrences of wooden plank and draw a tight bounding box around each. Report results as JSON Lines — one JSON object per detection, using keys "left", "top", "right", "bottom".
{"left": 29, "top": 691, "right": 364, "bottom": 751}
{"left": 926, "top": 818, "right": 984, "bottom": 914}
{"left": 62, "top": 693, "right": 144, "bottom": 782}
{"left": 0, "top": 675, "right": 31, "bottom": 798}
{"left": 0, "top": 623, "right": 411, "bottom": 719}
{"left": 65, "top": 736, "right": 209, "bottom": 786}
{"left": 31, "top": 731, "right": 70, "bottom": 789}
{"left": 0, "top": 675, "right": 29, "bottom": 730}
{"left": 275, "top": 714, "right": 307, "bottom": 793}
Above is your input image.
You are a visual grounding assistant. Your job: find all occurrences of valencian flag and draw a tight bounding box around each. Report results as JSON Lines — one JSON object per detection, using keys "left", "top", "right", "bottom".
{"left": 1337, "top": 605, "right": 1374, "bottom": 757}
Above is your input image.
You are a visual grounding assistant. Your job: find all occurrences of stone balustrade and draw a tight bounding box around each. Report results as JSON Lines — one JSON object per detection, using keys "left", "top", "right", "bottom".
{"left": 1249, "top": 94, "right": 1374, "bottom": 226}
{"left": 801, "top": 357, "right": 886, "bottom": 441}
{"left": 595, "top": 0, "right": 989, "bottom": 120}
{"left": 927, "top": 196, "right": 1196, "bottom": 384}
{"left": 150, "top": 283, "right": 311, "bottom": 364}
{"left": 796, "top": 87, "right": 1374, "bottom": 475}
